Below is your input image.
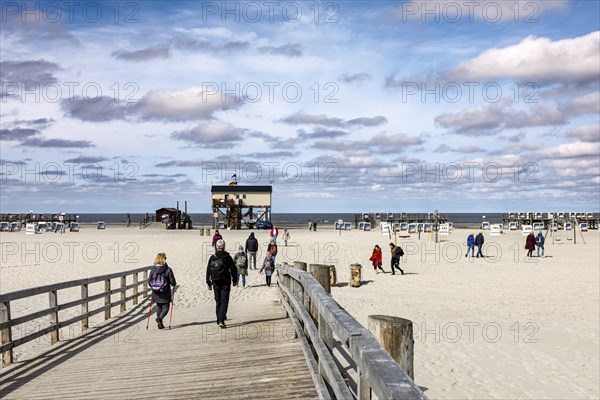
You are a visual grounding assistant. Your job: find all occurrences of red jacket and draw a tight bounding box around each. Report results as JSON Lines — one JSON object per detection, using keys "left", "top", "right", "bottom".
{"left": 270, "top": 227, "right": 279, "bottom": 237}
{"left": 525, "top": 233, "right": 536, "bottom": 251}
{"left": 369, "top": 250, "right": 382, "bottom": 266}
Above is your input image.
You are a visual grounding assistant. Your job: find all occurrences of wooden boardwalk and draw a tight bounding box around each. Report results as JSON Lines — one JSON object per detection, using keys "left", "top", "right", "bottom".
{"left": 0, "top": 299, "right": 318, "bottom": 399}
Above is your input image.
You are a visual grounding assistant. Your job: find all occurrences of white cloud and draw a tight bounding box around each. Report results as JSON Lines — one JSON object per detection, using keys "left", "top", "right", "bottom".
{"left": 535, "top": 142, "right": 600, "bottom": 159}
{"left": 448, "top": 31, "right": 600, "bottom": 85}
{"left": 567, "top": 125, "right": 600, "bottom": 143}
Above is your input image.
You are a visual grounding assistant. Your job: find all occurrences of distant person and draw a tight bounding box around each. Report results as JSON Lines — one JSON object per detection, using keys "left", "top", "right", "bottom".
{"left": 148, "top": 252, "right": 177, "bottom": 330}
{"left": 234, "top": 245, "right": 248, "bottom": 288}
{"left": 270, "top": 226, "right": 279, "bottom": 243}
{"left": 245, "top": 232, "right": 259, "bottom": 269}
{"left": 260, "top": 254, "right": 275, "bottom": 287}
{"left": 369, "top": 244, "right": 385, "bottom": 274}
{"left": 475, "top": 232, "right": 485, "bottom": 258}
{"left": 525, "top": 232, "right": 536, "bottom": 258}
{"left": 308, "top": 220, "right": 313, "bottom": 231}
{"left": 465, "top": 233, "right": 475, "bottom": 258}
{"left": 313, "top": 221, "right": 318, "bottom": 231}
{"left": 282, "top": 227, "right": 290, "bottom": 247}
{"left": 535, "top": 230, "right": 545, "bottom": 257}
{"left": 212, "top": 229, "right": 223, "bottom": 248}
{"left": 206, "top": 239, "right": 238, "bottom": 328}
{"left": 389, "top": 242, "right": 405, "bottom": 275}
{"left": 267, "top": 240, "right": 278, "bottom": 263}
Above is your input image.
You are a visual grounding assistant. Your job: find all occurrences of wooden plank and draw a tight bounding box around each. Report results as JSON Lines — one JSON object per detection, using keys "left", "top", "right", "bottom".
{"left": 132, "top": 273, "right": 138, "bottom": 305}
{"left": 0, "top": 302, "right": 12, "bottom": 367}
{"left": 104, "top": 280, "right": 111, "bottom": 320}
{"left": 120, "top": 276, "right": 126, "bottom": 313}
{"left": 49, "top": 291, "right": 58, "bottom": 344}
{"left": 81, "top": 284, "right": 88, "bottom": 332}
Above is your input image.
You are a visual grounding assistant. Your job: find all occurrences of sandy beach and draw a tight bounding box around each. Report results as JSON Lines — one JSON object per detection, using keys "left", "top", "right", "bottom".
{"left": 1, "top": 224, "right": 598, "bottom": 399}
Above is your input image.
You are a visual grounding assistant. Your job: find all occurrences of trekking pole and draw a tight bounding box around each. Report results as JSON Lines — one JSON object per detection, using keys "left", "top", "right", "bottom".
{"left": 168, "top": 285, "right": 178, "bottom": 330}
{"left": 146, "top": 297, "right": 153, "bottom": 330}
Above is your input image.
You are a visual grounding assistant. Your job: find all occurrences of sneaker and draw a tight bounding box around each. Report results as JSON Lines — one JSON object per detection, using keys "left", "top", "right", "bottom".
{"left": 400, "top": 269, "right": 405, "bottom": 276}
{"left": 218, "top": 322, "right": 226, "bottom": 329}
{"left": 158, "top": 321, "right": 164, "bottom": 329}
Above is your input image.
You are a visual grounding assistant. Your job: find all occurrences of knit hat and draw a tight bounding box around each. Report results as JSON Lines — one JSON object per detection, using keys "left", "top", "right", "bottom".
{"left": 216, "top": 239, "right": 225, "bottom": 249}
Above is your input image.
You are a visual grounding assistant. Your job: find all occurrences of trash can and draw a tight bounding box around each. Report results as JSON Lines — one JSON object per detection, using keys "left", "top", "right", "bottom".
{"left": 350, "top": 264, "right": 362, "bottom": 287}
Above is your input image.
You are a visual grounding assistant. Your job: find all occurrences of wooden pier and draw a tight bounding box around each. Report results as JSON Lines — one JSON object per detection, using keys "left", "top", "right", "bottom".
{"left": 0, "top": 265, "right": 426, "bottom": 399}
{"left": 354, "top": 213, "right": 449, "bottom": 228}
{"left": 501, "top": 212, "right": 599, "bottom": 230}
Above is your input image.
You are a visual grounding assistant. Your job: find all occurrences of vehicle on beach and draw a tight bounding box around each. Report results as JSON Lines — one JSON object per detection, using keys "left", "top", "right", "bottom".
{"left": 255, "top": 220, "right": 273, "bottom": 229}
{"left": 70, "top": 223, "right": 80, "bottom": 232}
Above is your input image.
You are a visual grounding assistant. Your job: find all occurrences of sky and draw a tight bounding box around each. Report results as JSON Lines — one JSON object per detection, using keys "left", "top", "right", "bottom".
{"left": 1, "top": 0, "right": 599, "bottom": 213}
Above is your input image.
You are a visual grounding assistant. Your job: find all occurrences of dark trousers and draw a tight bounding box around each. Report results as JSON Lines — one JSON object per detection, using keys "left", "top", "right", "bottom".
{"left": 266, "top": 275, "right": 272, "bottom": 287}
{"left": 476, "top": 245, "right": 483, "bottom": 257}
{"left": 156, "top": 303, "right": 170, "bottom": 320}
{"left": 391, "top": 259, "right": 404, "bottom": 274}
{"left": 213, "top": 284, "right": 231, "bottom": 324}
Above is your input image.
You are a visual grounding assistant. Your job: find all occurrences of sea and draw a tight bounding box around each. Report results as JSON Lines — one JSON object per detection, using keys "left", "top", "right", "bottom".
{"left": 71, "top": 213, "right": 511, "bottom": 229}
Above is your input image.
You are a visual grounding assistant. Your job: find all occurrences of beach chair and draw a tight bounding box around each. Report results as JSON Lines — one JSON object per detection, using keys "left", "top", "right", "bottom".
{"left": 490, "top": 224, "right": 502, "bottom": 236}
{"left": 521, "top": 225, "right": 533, "bottom": 236}
{"left": 481, "top": 221, "right": 490, "bottom": 230}
{"left": 579, "top": 223, "right": 588, "bottom": 232}
{"left": 509, "top": 222, "right": 518, "bottom": 231}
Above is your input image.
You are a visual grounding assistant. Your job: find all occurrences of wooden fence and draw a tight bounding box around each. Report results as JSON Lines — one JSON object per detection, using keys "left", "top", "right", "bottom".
{"left": 277, "top": 263, "right": 427, "bottom": 400}
{"left": 0, "top": 266, "right": 152, "bottom": 367}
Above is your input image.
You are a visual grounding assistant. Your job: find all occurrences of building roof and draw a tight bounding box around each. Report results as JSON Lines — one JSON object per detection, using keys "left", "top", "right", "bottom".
{"left": 211, "top": 185, "right": 272, "bottom": 193}
{"left": 156, "top": 208, "right": 180, "bottom": 213}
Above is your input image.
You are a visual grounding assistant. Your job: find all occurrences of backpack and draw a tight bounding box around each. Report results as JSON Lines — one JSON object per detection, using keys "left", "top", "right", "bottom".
{"left": 262, "top": 256, "right": 274, "bottom": 271}
{"left": 208, "top": 256, "right": 228, "bottom": 281}
{"left": 394, "top": 246, "right": 404, "bottom": 258}
{"left": 236, "top": 253, "right": 247, "bottom": 268}
{"left": 149, "top": 270, "right": 168, "bottom": 292}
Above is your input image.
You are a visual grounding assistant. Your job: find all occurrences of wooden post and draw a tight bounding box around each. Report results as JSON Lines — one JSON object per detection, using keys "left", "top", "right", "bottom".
{"left": 357, "top": 370, "right": 371, "bottom": 400}
{"left": 329, "top": 265, "right": 337, "bottom": 287}
{"left": 309, "top": 264, "right": 331, "bottom": 294}
{"left": 49, "top": 290, "right": 59, "bottom": 344}
{"left": 318, "top": 313, "right": 333, "bottom": 350}
{"left": 81, "top": 284, "right": 89, "bottom": 332}
{"left": 0, "top": 302, "right": 13, "bottom": 367}
{"left": 368, "top": 315, "right": 414, "bottom": 380}
{"left": 142, "top": 270, "right": 148, "bottom": 298}
{"left": 350, "top": 264, "right": 362, "bottom": 287}
{"left": 120, "top": 276, "right": 126, "bottom": 313}
{"left": 133, "top": 273, "right": 139, "bottom": 305}
{"left": 104, "top": 279, "right": 111, "bottom": 320}
{"left": 293, "top": 261, "right": 307, "bottom": 271}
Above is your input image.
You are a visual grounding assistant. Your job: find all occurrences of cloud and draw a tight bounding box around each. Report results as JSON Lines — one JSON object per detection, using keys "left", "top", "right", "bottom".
{"left": 281, "top": 112, "right": 388, "bottom": 129}
{"left": 241, "top": 151, "right": 298, "bottom": 158}
{"left": 297, "top": 128, "right": 349, "bottom": 139}
{"left": 0, "top": 128, "right": 40, "bottom": 141}
{"left": 258, "top": 43, "right": 302, "bottom": 57}
{"left": 61, "top": 96, "right": 129, "bottom": 122}
{"left": 313, "top": 133, "right": 423, "bottom": 154}
{"left": 535, "top": 142, "right": 600, "bottom": 159}
{"left": 133, "top": 87, "right": 243, "bottom": 121}
{"left": 12, "top": 118, "right": 55, "bottom": 128}
{"left": 447, "top": 31, "right": 600, "bottom": 85}
{"left": 0, "top": 60, "right": 60, "bottom": 98}
{"left": 567, "top": 125, "right": 600, "bottom": 143}
{"left": 171, "top": 37, "right": 250, "bottom": 53}
{"left": 112, "top": 45, "right": 171, "bottom": 61}
{"left": 434, "top": 144, "right": 485, "bottom": 153}
{"left": 337, "top": 73, "right": 373, "bottom": 83}
{"left": 171, "top": 122, "right": 247, "bottom": 148}
{"left": 2, "top": 10, "right": 78, "bottom": 43}
{"left": 61, "top": 87, "right": 243, "bottom": 122}
{"left": 63, "top": 156, "right": 109, "bottom": 164}
{"left": 21, "top": 138, "right": 94, "bottom": 148}
{"left": 434, "top": 100, "right": 511, "bottom": 135}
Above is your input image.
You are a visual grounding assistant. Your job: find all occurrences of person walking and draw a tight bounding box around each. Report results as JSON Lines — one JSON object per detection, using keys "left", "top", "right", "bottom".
{"left": 525, "top": 232, "right": 536, "bottom": 258}
{"left": 260, "top": 254, "right": 275, "bottom": 287}
{"left": 282, "top": 227, "right": 290, "bottom": 247}
{"left": 465, "top": 233, "right": 475, "bottom": 257}
{"left": 308, "top": 220, "right": 313, "bottom": 231}
{"left": 148, "top": 252, "right": 177, "bottom": 330}
{"left": 245, "top": 232, "right": 259, "bottom": 269}
{"left": 269, "top": 226, "right": 279, "bottom": 243}
{"left": 389, "top": 242, "right": 405, "bottom": 275}
{"left": 369, "top": 245, "right": 385, "bottom": 274}
{"left": 535, "top": 230, "right": 545, "bottom": 257}
{"left": 212, "top": 229, "right": 223, "bottom": 248}
{"left": 206, "top": 239, "right": 238, "bottom": 328}
{"left": 475, "top": 232, "right": 485, "bottom": 258}
{"left": 234, "top": 245, "right": 248, "bottom": 288}
{"left": 313, "top": 221, "right": 318, "bottom": 231}
{"left": 267, "top": 239, "right": 278, "bottom": 264}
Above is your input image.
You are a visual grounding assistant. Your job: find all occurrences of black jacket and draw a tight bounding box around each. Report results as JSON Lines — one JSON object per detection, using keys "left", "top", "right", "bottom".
{"left": 206, "top": 251, "right": 238, "bottom": 286}
{"left": 148, "top": 263, "right": 176, "bottom": 304}
{"left": 475, "top": 233, "right": 484, "bottom": 246}
{"left": 245, "top": 234, "right": 259, "bottom": 252}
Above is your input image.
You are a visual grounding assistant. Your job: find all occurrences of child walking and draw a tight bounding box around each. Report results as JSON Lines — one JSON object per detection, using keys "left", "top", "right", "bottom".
{"left": 369, "top": 245, "right": 385, "bottom": 274}
{"left": 234, "top": 246, "right": 248, "bottom": 288}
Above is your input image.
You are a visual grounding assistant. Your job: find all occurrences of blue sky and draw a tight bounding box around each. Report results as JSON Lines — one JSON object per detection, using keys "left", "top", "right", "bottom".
{"left": 1, "top": 0, "right": 599, "bottom": 213}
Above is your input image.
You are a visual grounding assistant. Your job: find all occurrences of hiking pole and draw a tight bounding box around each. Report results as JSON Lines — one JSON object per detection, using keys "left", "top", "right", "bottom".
{"left": 168, "top": 285, "right": 178, "bottom": 330}
{"left": 146, "top": 297, "right": 153, "bottom": 330}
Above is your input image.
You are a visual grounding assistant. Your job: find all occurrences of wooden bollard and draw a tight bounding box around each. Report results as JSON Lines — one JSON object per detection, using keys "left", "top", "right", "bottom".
{"left": 329, "top": 266, "right": 337, "bottom": 287}
{"left": 309, "top": 264, "right": 331, "bottom": 294}
{"left": 350, "top": 264, "right": 362, "bottom": 287}
{"left": 200, "top": 228, "right": 204, "bottom": 236}
{"left": 205, "top": 228, "right": 210, "bottom": 236}
{"left": 293, "top": 261, "right": 307, "bottom": 271}
{"left": 368, "top": 315, "right": 414, "bottom": 380}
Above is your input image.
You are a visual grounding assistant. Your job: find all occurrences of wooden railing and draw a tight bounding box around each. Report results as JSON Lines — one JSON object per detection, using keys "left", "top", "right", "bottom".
{"left": 0, "top": 266, "right": 152, "bottom": 367}
{"left": 277, "top": 264, "right": 427, "bottom": 400}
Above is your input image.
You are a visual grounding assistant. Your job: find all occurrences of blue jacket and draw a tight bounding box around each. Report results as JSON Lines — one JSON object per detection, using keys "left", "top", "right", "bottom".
{"left": 467, "top": 235, "right": 475, "bottom": 246}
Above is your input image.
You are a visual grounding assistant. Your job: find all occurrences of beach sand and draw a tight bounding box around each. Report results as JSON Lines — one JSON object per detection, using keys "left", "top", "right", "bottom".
{"left": 1, "top": 225, "right": 598, "bottom": 399}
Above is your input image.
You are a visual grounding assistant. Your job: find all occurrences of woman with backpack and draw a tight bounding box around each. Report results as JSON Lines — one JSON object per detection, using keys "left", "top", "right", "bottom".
{"left": 260, "top": 254, "right": 275, "bottom": 287}
{"left": 148, "top": 252, "right": 177, "bottom": 330}
{"left": 267, "top": 240, "right": 278, "bottom": 263}
{"left": 369, "top": 244, "right": 385, "bottom": 274}
{"left": 234, "top": 245, "right": 248, "bottom": 288}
